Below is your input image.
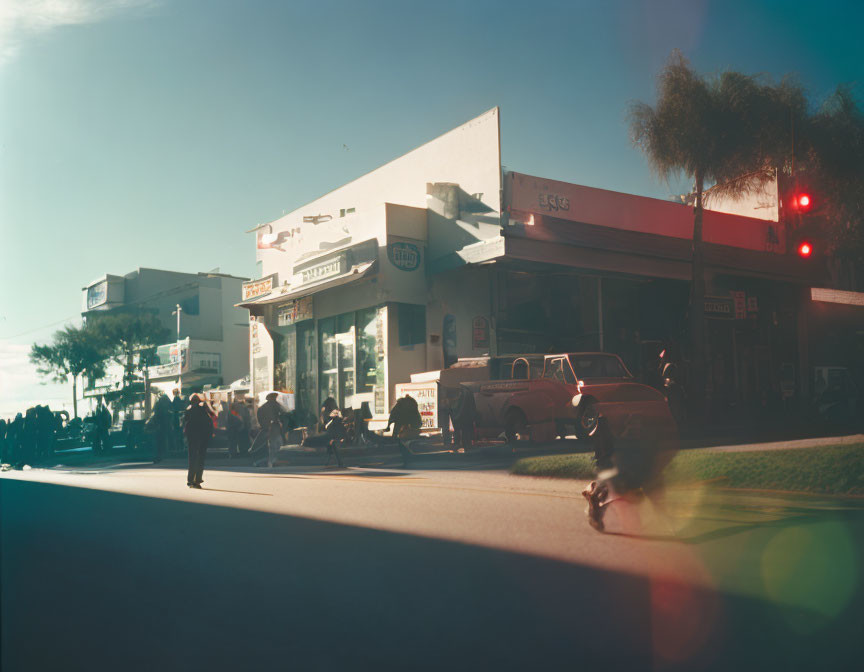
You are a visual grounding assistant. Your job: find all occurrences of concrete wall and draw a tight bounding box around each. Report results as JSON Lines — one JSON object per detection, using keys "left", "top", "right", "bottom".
{"left": 426, "top": 266, "right": 493, "bottom": 371}
{"left": 257, "top": 108, "right": 502, "bottom": 280}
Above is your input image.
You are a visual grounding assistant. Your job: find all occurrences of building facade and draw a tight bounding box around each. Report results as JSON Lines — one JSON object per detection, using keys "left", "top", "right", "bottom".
{"left": 241, "top": 108, "right": 831, "bottom": 429}
{"left": 82, "top": 268, "right": 250, "bottom": 407}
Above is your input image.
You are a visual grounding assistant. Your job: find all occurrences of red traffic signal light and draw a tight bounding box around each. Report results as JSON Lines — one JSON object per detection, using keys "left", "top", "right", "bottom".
{"left": 792, "top": 192, "right": 813, "bottom": 212}
{"left": 798, "top": 241, "right": 813, "bottom": 258}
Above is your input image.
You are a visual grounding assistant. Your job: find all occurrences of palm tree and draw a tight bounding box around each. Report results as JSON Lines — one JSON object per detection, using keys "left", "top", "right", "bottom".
{"left": 628, "top": 50, "right": 805, "bottom": 417}
{"left": 30, "top": 325, "right": 107, "bottom": 418}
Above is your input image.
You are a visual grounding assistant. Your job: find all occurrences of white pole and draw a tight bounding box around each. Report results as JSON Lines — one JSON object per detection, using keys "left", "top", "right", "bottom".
{"left": 174, "top": 304, "right": 183, "bottom": 392}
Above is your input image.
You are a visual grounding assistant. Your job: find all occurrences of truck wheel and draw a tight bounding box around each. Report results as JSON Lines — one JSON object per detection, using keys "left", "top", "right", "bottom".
{"left": 505, "top": 409, "right": 528, "bottom": 445}
{"left": 574, "top": 402, "right": 599, "bottom": 440}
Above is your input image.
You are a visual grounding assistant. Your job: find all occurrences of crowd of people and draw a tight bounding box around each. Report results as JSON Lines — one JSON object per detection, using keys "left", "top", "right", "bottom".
{"left": 0, "top": 402, "right": 115, "bottom": 469}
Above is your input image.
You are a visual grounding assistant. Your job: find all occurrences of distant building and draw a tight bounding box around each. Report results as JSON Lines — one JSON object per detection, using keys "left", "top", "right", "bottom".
{"left": 238, "top": 108, "right": 857, "bottom": 430}
{"left": 82, "top": 268, "right": 249, "bottom": 407}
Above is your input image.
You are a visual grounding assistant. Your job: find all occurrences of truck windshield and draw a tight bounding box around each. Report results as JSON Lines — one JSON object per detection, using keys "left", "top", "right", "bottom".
{"left": 543, "top": 357, "right": 577, "bottom": 384}
{"left": 568, "top": 355, "right": 630, "bottom": 379}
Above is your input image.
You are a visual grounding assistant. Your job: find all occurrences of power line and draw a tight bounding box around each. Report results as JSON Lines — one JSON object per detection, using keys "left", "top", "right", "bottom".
{"left": 0, "top": 316, "right": 81, "bottom": 341}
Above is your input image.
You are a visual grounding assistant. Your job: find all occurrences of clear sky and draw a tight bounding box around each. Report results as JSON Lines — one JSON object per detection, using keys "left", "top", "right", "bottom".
{"left": 1, "top": 0, "right": 862, "bottom": 416}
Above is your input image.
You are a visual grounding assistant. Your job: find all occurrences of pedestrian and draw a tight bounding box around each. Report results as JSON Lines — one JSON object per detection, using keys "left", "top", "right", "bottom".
{"left": 92, "top": 402, "right": 112, "bottom": 456}
{"left": 386, "top": 396, "right": 422, "bottom": 465}
{"left": 256, "top": 392, "right": 283, "bottom": 468}
{"left": 170, "top": 388, "right": 186, "bottom": 455}
{"left": 450, "top": 385, "right": 476, "bottom": 453}
{"left": 0, "top": 418, "right": 8, "bottom": 465}
{"left": 151, "top": 392, "right": 173, "bottom": 463}
{"left": 320, "top": 398, "right": 346, "bottom": 468}
{"left": 184, "top": 393, "right": 215, "bottom": 488}
{"left": 226, "top": 402, "right": 244, "bottom": 458}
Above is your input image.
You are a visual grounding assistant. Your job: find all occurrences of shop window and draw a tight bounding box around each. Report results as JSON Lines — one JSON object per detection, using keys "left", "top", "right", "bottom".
{"left": 397, "top": 303, "right": 426, "bottom": 346}
{"left": 356, "top": 307, "right": 383, "bottom": 395}
{"left": 319, "top": 313, "right": 355, "bottom": 408}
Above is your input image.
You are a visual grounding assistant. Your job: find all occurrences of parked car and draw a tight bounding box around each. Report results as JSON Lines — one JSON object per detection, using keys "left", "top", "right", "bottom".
{"left": 462, "top": 352, "right": 675, "bottom": 442}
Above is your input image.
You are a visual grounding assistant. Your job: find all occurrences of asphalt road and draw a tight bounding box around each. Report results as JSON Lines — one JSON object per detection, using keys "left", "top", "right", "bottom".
{"left": 2, "top": 463, "right": 863, "bottom": 671}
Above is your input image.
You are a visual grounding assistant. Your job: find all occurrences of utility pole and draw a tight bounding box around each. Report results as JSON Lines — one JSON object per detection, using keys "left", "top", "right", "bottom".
{"left": 172, "top": 304, "right": 183, "bottom": 392}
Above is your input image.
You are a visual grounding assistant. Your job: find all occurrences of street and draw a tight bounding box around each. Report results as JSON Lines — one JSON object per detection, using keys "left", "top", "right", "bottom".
{"left": 3, "top": 459, "right": 862, "bottom": 671}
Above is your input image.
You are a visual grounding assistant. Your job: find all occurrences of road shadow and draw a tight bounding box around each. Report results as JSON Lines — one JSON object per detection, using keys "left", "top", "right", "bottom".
{"left": 3, "top": 479, "right": 862, "bottom": 672}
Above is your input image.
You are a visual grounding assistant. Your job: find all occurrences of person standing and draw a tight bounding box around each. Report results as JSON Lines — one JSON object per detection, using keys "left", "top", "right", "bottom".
{"left": 256, "top": 392, "right": 283, "bottom": 469}
{"left": 151, "top": 393, "right": 173, "bottom": 463}
{"left": 184, "top": 394, "right": 214, "bottom": 488}
{"left": 450, "top": 386, "right": 476, "bottom": 454}
{"left": 320, "top": 398, "right": 346, "bottom": 468}
{"left": 170, "top": 388, "right": 186, "bottom": 455}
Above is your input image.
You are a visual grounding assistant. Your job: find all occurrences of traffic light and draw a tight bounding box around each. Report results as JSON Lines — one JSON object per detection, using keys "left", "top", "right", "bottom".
{"left": 797, "top": 241, "right": 813, "bottom": 258}
{"left": 791, "top": 192, "right": 813, "bottom": 213}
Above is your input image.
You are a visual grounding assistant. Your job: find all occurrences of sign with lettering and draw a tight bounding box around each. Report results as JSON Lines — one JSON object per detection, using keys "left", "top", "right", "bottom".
{"left": 732, "top": 291, "right": 747, "bottom": 320}
{"left": 387, "top": 242, "right": 421, "bottom": 271}
{"left": 242, "top": 274, "right": 277, "bottom": 301}
{"left": 87, "top": 281, "right": 108, "bottom": 309}
{"left": 472, "top": 316, "right": 490, "bottom": 350}
{"left": 394, "top": 381, "right": 438, "bottom": 430}
{"left": 276, "top": 296, "right": 314, "bottom": 326}
{"left": 250, "top": 319, "right": 274, "bottom": 396}
{"left": 704, "top": 296, "right": 735, "bottom": 319}
{"left": 538, "top": 193, "right": 570, "bottom": 212}
{"left": 298, "top": 255, "right": 347, "bottom": 285}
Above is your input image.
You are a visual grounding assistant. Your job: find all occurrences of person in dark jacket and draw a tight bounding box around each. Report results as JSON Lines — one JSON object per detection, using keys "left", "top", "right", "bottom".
{"left": 184, "top": 394, "right": 215, "bottom": 488}
{"left": 256, "top": 393, "right": 283, "bottom": 468}
{"left": 450, "top": 386, "right": 476, "bottom": 453}
{"left": 320, "top": 398, "right": 346, "bottom": 468}
{"left": 386, "top": 396, "right": 422, "bottom": 466}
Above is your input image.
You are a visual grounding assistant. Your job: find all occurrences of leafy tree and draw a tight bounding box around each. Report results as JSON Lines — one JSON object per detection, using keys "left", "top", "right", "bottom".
{"left": 799, "top": 86, "right": 864, "bottom": 287}
{"left": 628, "top": 50, "right": 803, "bottom": 415}
{"left": 87, "top": 311, "right": 170, "bottom": 409}
{"left": 30, "top": 325, "right": 107, "bottom": 418}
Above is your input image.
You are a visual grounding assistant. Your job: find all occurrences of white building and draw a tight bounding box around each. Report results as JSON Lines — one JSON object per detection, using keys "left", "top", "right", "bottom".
{"left": 240, "top": 107, "right": 821, "bottom": 428}
{"left": 82, "top": 268, "right": 250, "bottom": 403}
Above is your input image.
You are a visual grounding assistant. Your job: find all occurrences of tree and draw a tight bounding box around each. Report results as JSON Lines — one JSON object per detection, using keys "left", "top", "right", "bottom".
{"left": 87, "top": 311, "right": 170, "bottom": 409}
{"left": 30, "top": 325, "right": 107, "bottom": 418}
{"left": 628, "top": 50, "right": 804, "bottom": 417}
{"left": 799, "top": 86, "right": 864, "bottom": 288}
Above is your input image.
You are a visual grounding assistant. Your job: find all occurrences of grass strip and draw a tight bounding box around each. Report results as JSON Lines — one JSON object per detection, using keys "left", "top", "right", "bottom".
{"left": 511, "top": 443, "right": 864, "bottom": 496}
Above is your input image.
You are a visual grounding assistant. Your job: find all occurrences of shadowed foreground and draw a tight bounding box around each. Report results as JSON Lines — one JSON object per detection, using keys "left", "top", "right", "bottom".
{"left": 1, "top": 479, "right": 860, "bottom": 671}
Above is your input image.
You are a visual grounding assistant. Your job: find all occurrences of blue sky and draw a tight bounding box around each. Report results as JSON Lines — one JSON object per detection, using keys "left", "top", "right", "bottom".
{"left": 1, "top": 0, "right": 862, "bottom": 415}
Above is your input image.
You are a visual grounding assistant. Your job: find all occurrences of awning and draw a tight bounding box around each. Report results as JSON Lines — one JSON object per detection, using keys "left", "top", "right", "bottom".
{"left": 236, "top": 260, "right": 376, "bottom": 308}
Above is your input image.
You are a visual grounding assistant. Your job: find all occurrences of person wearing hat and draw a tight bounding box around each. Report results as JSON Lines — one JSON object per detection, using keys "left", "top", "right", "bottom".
{"left": 183, "top": 393, "right": 215, "bottom": 488}
{"left": 256, "top": 392, "right": 283, "bottom": 468}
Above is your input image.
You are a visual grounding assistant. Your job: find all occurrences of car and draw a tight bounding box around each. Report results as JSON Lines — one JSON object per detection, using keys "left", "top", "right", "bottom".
{"left": 461, "top": 352, "right": 675, "bottom": 442}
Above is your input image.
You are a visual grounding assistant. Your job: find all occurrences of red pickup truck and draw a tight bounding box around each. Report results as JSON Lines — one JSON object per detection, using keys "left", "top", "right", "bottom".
{"left": 461, "top": 352, "right": 674, "bottom": 442}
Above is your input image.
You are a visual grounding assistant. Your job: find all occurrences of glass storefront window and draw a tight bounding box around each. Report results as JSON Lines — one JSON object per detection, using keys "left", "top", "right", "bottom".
{"left": 319, "top": 313, "right": 356, "bottom": 408}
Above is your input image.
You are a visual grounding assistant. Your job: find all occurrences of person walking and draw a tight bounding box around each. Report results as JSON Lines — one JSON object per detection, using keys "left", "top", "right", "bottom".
{"left": 256, "top": 392, "right": 283, "bottom": 469}
{"left": 450, "top": 385, "right": 476, "bottom": 454}
{"left": 184, "top": 394, "right": 215, "bottom": 489}
{"left": 320, "top": 398, "right": 346, "bottom": 468}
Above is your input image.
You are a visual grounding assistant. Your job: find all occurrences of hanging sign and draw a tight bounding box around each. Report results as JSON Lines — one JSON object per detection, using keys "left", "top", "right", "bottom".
{"left": 387, "top": 242, "right": 421, "bottom": 271}
{"left": 242, "top": 274, "right": 277, "bottom": 301}
{"left": 732, "top": 291, "right": 747, "bottom": 320}
{"left": 276, "top": 296, "right": 314, "bottom": 326}
{"left": 704, "top": 296, "right": 734, "bottom": 319}
{"left": 472, "top": 316, "right": 490, "bottom": 349}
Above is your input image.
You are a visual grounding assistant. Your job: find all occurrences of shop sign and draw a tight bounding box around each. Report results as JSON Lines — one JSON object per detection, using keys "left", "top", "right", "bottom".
{"left": 387, "top": 242, "right": 421, "bottom": 271}
{"left": 747, "top": 296, "right": 759, "bottom": 313}
{"left": 242, "top": 274, "right": 277, "bottom": 301}
{"left": 298, "top": 254, "right": 347, "bottom": 285}
{"left": 704, "top": 296, "right": 734, "bottom": 320}
{"left": 394, "top": 382, "right": 438, "bottom": 430}
{"left": 250, "top": 320, "right": 274, "bottom": 395}
{"left": 472, "top": 316, "right": 490, "bottom": 350}
{"left": 732, "top": 291, "right": 747, "bottom": 320}
{"left": 87, "top": 281, "right": 108, "bottom": 309}
{"left": 276, "top": 296, "right": 314, "bottom": 326}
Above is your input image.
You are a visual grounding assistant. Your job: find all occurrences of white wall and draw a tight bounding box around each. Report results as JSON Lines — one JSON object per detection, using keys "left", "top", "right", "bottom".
{"left": 258, "top": 108, "right": 502, "bottom": 281}
{"left": 426, "top": 266, "right": 493, "bottom": 371}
